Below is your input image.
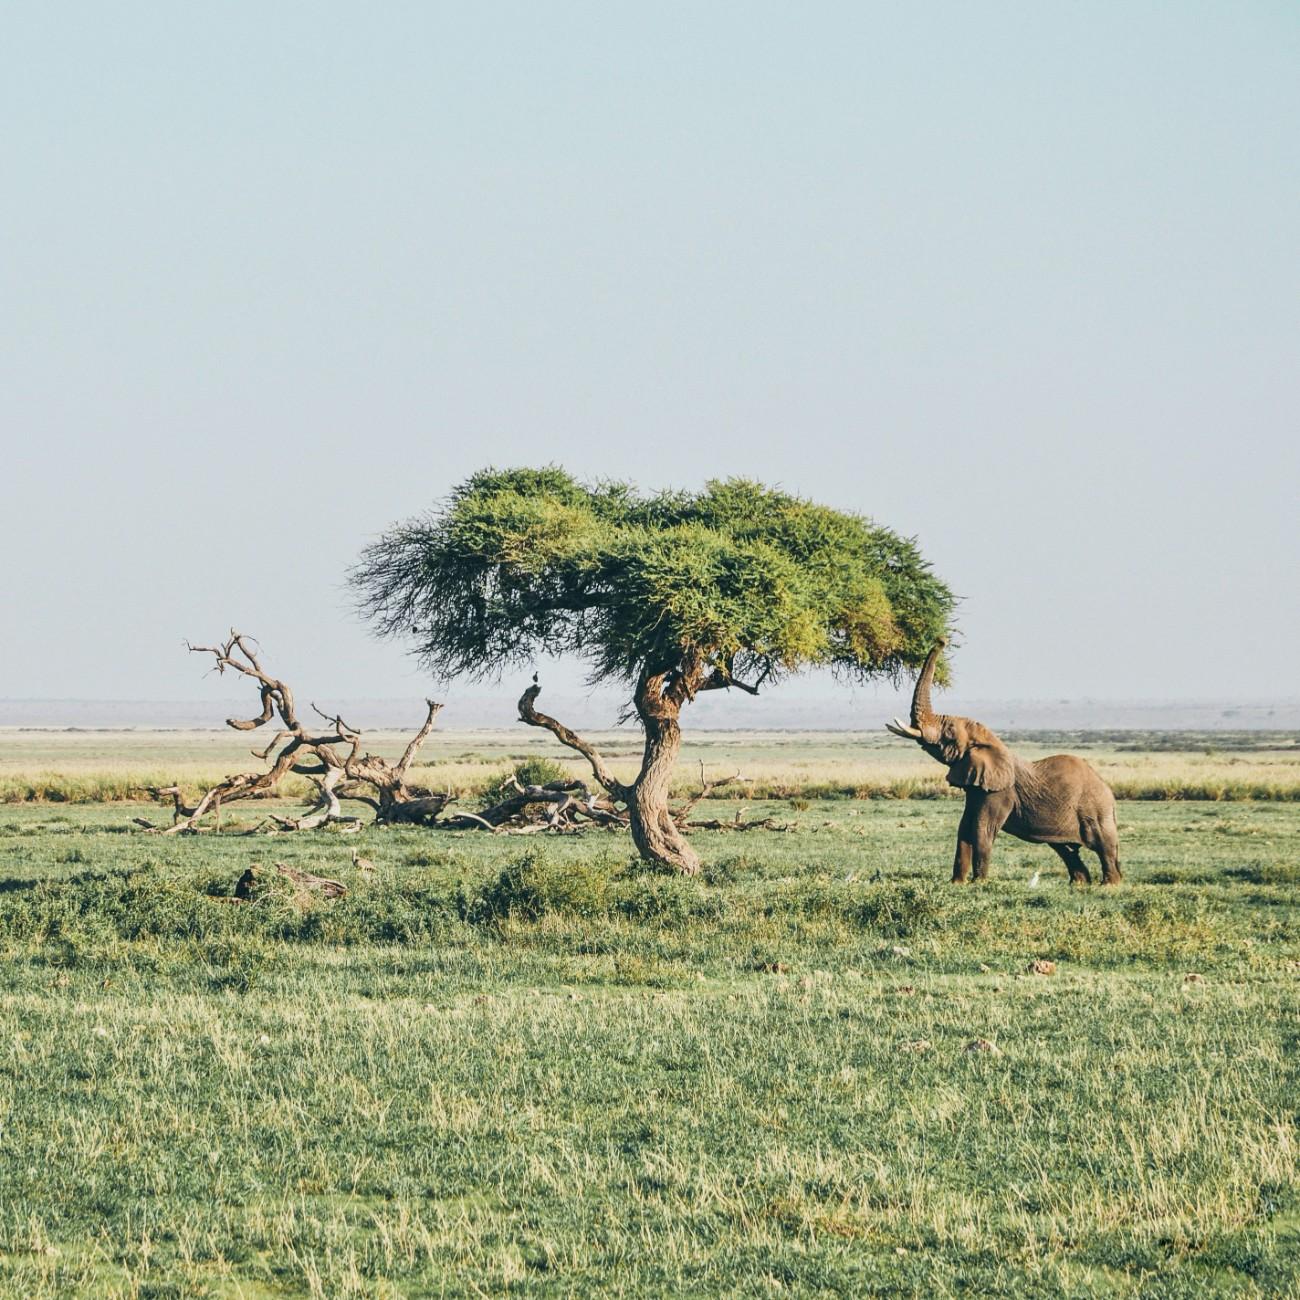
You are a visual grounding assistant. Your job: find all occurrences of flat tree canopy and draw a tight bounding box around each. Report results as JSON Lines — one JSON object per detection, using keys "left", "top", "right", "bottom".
{"left": 353, "top": 468, "right": 955, "bottom": 870}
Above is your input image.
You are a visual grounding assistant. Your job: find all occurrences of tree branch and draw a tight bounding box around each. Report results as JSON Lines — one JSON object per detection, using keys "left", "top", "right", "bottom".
{"left": 671, "top": 761, "right": 748, "bottom": 825}
{"left": 698, "top": 668, "right": 761, "bottom": 696}
{"left": 396, "top": 699, "right": 443, "bottom": 776}
{"left": 152, "top": 634, "right": 448, "bottom": 832}
{"left": 311, "top": 701, "right": 363, "bottom": 738}
{"left": 517, "top": 682, "right": 627, "bottom": 798}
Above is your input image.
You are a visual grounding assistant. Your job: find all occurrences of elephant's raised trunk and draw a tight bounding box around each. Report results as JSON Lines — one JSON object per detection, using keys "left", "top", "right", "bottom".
{"left": 910, "top": 638, "right": 946, "bottom": 727}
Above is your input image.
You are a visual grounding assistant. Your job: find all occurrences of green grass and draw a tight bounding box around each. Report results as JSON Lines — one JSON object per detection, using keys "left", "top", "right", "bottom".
{"left": 0, "top": 801, "right": 1296, "bottom": 1297}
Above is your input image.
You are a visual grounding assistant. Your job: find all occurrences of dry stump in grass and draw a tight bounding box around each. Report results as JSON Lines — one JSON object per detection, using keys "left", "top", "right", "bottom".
{"left": 233, "top": 863, "right": 348, "bottom": 905}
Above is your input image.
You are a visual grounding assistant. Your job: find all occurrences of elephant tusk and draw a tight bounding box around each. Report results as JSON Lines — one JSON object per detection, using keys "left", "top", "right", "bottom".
{"left": 886, "top": 718, "right": 922, "bottom": 739}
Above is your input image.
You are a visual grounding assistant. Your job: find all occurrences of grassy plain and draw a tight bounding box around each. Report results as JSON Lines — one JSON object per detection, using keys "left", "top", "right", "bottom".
{"left": 0, "top": 732, "right": 1296, "bottom": 1296}
{"left": 3, "top": 727, "right": 1299, "bottom": 804}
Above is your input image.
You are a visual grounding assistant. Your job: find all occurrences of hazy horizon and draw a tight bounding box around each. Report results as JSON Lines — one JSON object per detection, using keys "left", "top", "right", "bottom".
{"left": 3, "top": 4, "right": 1297, "bottom": 703}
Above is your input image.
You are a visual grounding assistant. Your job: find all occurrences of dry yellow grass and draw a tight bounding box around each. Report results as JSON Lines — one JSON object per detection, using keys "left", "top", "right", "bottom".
{"left": 2, "top": 728, "right": 1298, "bottom": 804}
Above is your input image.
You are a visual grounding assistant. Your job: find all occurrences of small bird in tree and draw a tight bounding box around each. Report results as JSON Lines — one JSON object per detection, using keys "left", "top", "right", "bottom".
{"left": 351, "top": 469, "right": 954, "bottom": 874}
{"left": 351, "top": 848, "right": 376, "bottom": 874}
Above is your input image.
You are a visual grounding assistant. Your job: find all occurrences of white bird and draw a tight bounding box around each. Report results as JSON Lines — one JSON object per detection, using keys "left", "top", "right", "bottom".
{"left": 1028, "top": 871, "right": 1041, "bottom": 888}
{"left": 351, "top": 848, "right": 376, "bottom": 874}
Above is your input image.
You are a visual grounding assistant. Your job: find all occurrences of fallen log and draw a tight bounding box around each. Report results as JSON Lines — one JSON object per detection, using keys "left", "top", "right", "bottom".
{"left": 233, "top": 862, "right": 348, "bottom": 901}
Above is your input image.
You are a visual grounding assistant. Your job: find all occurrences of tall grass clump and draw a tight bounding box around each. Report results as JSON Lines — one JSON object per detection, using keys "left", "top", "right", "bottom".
{"left": 465, "top": 847, "right": 615, "bottom": 924}
{"left": 0, "top": 772, "right": 317, "bottom": 805}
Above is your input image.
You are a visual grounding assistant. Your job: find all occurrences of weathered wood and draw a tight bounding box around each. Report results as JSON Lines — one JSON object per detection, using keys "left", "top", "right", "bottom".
{"left": 517, "top": 684, "right": 625, "bottom": 798}
{"left": 671, "top": 762, "right": 747, "bottom": 827}
{"left": 273, "top": 863, "right": 348, "bottom": 897}
{"left": 234, "top": 862, "right": 348, "bottom": 901}
{"left": 148, "top": 633, "right": 445, "bottom": 835}
{"left": 147, "top": 636, "right": 788, "bottom": 851}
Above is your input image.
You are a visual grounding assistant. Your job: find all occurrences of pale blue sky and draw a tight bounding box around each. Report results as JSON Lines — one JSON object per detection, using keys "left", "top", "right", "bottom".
{"left": 2, "top": 3, "right": 1297, "bottom": 713}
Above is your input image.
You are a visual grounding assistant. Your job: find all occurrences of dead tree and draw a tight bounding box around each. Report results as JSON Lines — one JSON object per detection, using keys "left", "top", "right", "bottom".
{"left": 447, "top": 776, "right": 590, "bottom": 829}
{"left": 144, "top": 634, "right": 783, "bottom": 838}
{"left": 440, "top": 775, "right": 629, "bottom": 833}
{"left": 146, "top": 632, "right": 444, "bottom": 833}
{"left": 671, "top": 762, "right": 745, "bottom": 827}
{"left": 327, "top": 703, "right": 451, "bottom": 826}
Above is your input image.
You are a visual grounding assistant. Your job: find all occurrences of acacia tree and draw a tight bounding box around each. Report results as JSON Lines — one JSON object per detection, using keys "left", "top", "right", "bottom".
{"left": 351, "top": 470, "right": 955, "bottom": 873}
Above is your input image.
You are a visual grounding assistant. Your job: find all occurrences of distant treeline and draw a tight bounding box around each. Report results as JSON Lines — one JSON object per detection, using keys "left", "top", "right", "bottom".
{"left": 999, "top": 730, "right": 1299, "bottom": 752}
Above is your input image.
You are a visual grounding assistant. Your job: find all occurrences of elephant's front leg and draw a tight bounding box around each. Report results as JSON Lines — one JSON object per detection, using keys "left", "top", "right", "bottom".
{"left": 970, "top": 828, "right": 999, "bottom": 880}
{"left": 951, "top": 836, "right": 974, "bottom": 883}
{"left": 951, "top": 798, "right": 987, "bottom": 883}
{"left": 953, "top": 792, "right": 1003, "bottom": 882}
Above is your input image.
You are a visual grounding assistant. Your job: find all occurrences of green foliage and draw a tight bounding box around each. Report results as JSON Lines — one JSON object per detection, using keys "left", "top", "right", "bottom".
{"left": 0, "top": 867, "right": 465, "bottom": 950}
{"left": 351, "top": 468, "right": 956, "bottom": 690}
{"left": 466, "top": 847, "right": 614, "bottom": 924}
{"left": 479, "top": 756, "right": 568, "bottom": 807}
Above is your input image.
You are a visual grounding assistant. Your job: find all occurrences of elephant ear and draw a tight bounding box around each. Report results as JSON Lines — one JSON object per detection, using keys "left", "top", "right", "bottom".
{"left": 946, "top": 737, "right": 1015, "bottom": 792}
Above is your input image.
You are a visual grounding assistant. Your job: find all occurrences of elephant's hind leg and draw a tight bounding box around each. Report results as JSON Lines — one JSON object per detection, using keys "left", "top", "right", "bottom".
{"left": 1050, "top": 842, "right": 1092, "bottom": 885}
{"left": 1082, "top": 816, "right": 1122, "bottom": 885}
{"left": 1095, "top": 831, "right": 1122, "bottom": 885}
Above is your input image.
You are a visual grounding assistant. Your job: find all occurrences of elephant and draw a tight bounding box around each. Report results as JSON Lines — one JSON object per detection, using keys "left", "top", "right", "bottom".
{"left": 885, "top": 640, "right": 1121, "bottom": 884}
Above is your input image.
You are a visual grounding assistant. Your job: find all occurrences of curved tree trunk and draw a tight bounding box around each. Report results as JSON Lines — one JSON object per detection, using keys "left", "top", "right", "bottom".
{"left": 516, "top": 656, "right": 765, "bottom": 873}
{"left": 517, "top": 678, "right": 702, "bottom": 874}
{"left": 627, "top": 711, "right": 700, "bottom": 875}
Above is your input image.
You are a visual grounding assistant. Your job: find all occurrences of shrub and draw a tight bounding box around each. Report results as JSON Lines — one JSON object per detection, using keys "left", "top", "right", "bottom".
{"left": 767, "top": 880, "right": 945, "bottom": 938}
{"left": 843, "top": 883, "right": 946, "bottom": 936}
{"left": 466, "top": 848, "right": 613, "bottom": 925}
{"left": 613, "top": 876, "right": 694, "bottom": 925}
{"left": 0, "top": 868, "right": 464, "bottom": 948}
{"left": 479, "top": 757, "right": 569, "bottom": 806}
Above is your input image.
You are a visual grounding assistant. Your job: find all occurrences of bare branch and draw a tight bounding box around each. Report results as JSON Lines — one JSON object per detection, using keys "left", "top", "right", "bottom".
{"left": 186, "top": 632, "right": 301, "bottom": 732}
{"left": 517, "top": 682, "right": 626, "bottom": 798}
{"left": 698, "top": 669, "right": 761, "bottom": 696}
{"left": 448, "top": 810, "right": 501, "bottom": 832}
{"left": 226, "top": 686, "right": 277, "bottom": 731}
{"left": 452, "top": 778, "right": 579, "bottom": 829}
{"left": 672, "top": 762, "right": 748, "bottom": 825}
{"left": 395, "top": 699, "right": 443, "bottom": 776}
{"left": 311, "top": 701, "right": 363, "bottom": 738}
{"left": 153, "top": 634, "right": 446, "bottom": 833}
{"left": 252, "top": 730, "right": 293, "bottom": 761}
